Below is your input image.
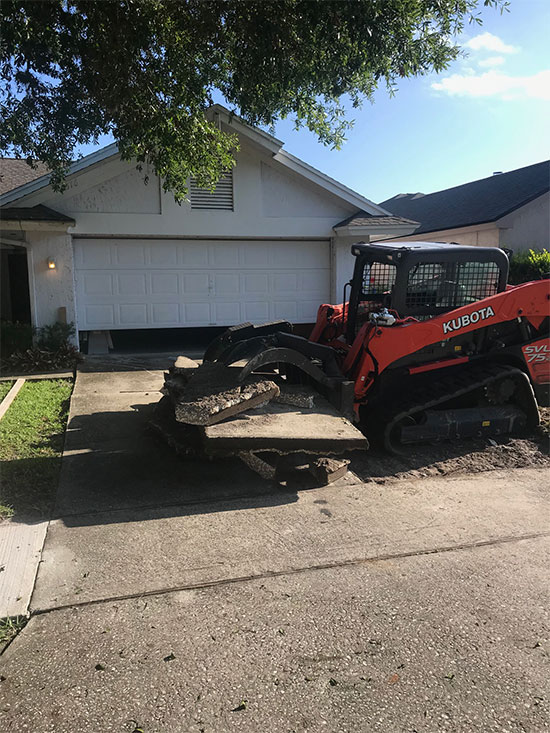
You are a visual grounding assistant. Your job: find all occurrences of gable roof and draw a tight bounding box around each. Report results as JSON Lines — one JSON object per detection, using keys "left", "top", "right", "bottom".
{"left": 0, "top": 144, "right": 119, "bottom": 206}
{"left": 0, "top": 107, "right": 388, "bottom": 216}
{"left": 0, "top": 158, "right": 49, "bottom": 195}
{"left": 379, "top": 160, "right": 550, "bottom": 235}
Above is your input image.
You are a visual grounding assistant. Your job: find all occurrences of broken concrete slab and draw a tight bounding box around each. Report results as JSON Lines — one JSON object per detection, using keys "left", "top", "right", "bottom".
{"left": 162, "top": 356, "right": 201, "bottom": 396}
{"left": 238, "top": 451, "right": 351, "bottom": 488}
{"left": 175, "top": 382, "right": 279, "bottom": 426}
{"left": 203, "top": 395, "right": 368, "bottom": 455}
{"left": 310, "top": 457, "right": 350, "bottom": 485}
{"left": 273, "top": 384, "right": 316, "bottom": 409}
{"left": 238, "top": 451, "right": 277, "bottom": 481}
{"left": 171, "top": 361, "right": 280, "bottom": 426}
{"left": 148, "top": 396, "right": 202, "bottom": 457}
{"left": 173, "top": 355, "right": 200, "bottom": 373}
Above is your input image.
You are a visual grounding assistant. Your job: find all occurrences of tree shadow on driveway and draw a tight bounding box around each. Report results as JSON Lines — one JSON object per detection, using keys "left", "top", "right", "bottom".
{"left": 46, "top": 401, "right": 300, "bottom": 528}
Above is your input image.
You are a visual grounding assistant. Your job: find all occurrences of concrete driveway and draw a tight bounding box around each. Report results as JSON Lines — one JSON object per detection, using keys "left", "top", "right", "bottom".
{"left": 0, "top": 355, "right": 549, "bottom": 732}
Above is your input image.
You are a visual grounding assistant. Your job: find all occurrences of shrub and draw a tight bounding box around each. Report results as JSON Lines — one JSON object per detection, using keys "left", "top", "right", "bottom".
{"left": 507, "top": 248, "right": 550, "bottom": 285}
{"left": 2, "top": 344, "right": 82, "bottom": 374}
{"left": 36, "top": 321, "right": 77, "bottom": 350}
{"left": 0, "top": 321, "right": 35, "bottom": 357}
{"left": 1, "top": 320, "right": 81, "bottom": 374}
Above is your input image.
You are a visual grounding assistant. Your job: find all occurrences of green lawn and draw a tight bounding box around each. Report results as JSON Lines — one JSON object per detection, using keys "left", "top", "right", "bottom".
{"left": 0, "top": 380, "right": 14, "bottom": 403}
{"left": 0, "top": 379, "right": 73, "bottom": 519}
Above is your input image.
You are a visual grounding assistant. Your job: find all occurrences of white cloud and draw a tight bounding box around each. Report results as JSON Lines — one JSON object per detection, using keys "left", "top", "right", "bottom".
{"left": 478, "top": 56, "right": 506, "bottom": 68}
{"left": 465, "top": 32, "right": 519, "bottom": 54}
{"left": 432, "top": 69, "right": 550, "bottom": 101}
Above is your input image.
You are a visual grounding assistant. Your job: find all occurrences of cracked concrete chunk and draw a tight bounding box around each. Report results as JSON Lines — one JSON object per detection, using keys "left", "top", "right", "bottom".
{"left": 310, "top": 457, "right": 350, "bottom": 485}
{"left": 172, "top": 362, "right": 280, "bottom": 426}
{"left": 238, "top": 451, "right": 277, "bottom": 481}
{"left": 274, "top": 385, "right": 316, "bottom": 409}
{"left": 174, "top": 355, "right": 200, "bottom": 373}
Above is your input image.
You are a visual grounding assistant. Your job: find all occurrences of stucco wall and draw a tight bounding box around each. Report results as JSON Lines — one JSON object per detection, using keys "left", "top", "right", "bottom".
{"left": 260, "top": 162, "right": 352, "bottom": 219}
{"left": 34, "top": 139, "right": 356, "bottom": 239}
{"left": 25, "top": 230, "right": 78, "bottom": 343}
{"left": 331, "top": 235, "right": 371, "bottom": 304}
{"left": 498, "top": 192, "right": 550, "bottom": 251}
{"left": 375, "top": 225, "right": 501, "bottom": 246}
{"left": 59, "top": 165, "right": 161, "bottom": 215}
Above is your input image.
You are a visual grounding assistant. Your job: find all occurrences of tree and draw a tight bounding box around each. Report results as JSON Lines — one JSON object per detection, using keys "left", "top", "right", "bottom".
{"left": 0, "top": 0, "right": 507, "bottom": 199}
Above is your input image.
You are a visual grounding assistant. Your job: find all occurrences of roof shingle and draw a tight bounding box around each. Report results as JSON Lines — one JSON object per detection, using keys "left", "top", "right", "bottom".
{"left": 0, "top": 158, "right": 49, "bottom": 195}
{"left": 335, "top": 213, "right": 419, "bottom": 229}
{"left": 379, "top": 160, "right": 550, "bottom": 235}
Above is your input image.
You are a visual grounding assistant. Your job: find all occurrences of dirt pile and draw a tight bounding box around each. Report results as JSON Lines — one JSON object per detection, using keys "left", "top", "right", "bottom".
{"left": 349, "top": 428, "right": 550, "bottom": 485}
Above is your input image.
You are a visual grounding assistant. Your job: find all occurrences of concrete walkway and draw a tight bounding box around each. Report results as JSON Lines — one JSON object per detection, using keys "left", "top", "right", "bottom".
{"left": 0, "top": 354, "right": 548, "bottom": 732}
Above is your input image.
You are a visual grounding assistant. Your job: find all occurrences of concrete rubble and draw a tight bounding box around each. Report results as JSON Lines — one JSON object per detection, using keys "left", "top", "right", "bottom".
{"left": 151, "top": 354, "right": 367, "bottom": 485}
{"left": 164, "top": 359, "right": 280, "bottom": 426}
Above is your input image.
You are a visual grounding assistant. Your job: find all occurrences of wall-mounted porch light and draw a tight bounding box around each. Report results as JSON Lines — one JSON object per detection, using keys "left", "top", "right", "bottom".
{"left": 47, "top": 258, "right": 56, "bottom": 270}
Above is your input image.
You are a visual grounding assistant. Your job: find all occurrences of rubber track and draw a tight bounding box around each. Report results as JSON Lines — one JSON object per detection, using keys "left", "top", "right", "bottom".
{"left": 382, "top": 362, "right": 537, "bottom": 453}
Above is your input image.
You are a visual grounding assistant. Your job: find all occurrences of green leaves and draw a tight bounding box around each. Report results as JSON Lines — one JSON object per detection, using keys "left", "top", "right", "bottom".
{"left": 0, "top": 1, "right": 506, "bottom": 200}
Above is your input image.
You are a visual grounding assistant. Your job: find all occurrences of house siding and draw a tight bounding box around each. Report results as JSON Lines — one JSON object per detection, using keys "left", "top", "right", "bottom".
{"left": 373, "top": 224, "right": 501, "bottom": 247}
{"left": 498, "top": 192, "right": 550, "bottom": 250}
{"left": 38, "top": 140, "right": 356, "bottom": 240}
{"left": 25, "top": 230, "right": 78, "bottom": 336}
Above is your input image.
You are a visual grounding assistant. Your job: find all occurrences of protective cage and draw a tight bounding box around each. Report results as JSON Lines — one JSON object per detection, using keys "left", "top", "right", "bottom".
{"left": 347, "top": 242, "right": 509, "bottom": 340}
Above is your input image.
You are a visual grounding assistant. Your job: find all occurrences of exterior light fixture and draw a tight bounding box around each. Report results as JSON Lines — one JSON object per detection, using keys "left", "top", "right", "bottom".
{"left": 47, "top": 258, "right": 56, "bottom": 270}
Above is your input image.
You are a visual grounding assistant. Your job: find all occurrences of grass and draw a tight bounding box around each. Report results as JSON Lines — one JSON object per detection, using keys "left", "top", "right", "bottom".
{"left": 0, "top": 616, "right": 27, "bottom": 646}
{"left": 0, "top": 380, "right": 14, "bottom": 403}
{"left": 0, "top": 379, "right": 73, "bottom": 519}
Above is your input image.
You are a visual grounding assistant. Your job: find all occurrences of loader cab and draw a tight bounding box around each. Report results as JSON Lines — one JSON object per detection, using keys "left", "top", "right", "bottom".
{"left": 346, "top": 242, "right": 509, "bottom": 342}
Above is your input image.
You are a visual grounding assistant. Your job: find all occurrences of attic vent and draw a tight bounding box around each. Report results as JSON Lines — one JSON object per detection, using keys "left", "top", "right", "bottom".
{"left": 190, "top": 170, "right": 233, "bottom": 210}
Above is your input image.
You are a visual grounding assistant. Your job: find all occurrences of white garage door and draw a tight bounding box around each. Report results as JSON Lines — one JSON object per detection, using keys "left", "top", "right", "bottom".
{"left": 73, "top": 238, "right": 330, "bottom": 330}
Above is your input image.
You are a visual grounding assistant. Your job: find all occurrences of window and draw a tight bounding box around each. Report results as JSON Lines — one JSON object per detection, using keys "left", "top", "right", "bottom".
{"left": 190, "top": 170, "right": 233, "bottom": 210}
{"left": 361, "top": 262, "right": 397, "bottom": 298}
{"left": 405, "top": 260, "right": 501, "bottom": 311}
{"left": 354, "top": 261, "right": 397, "bottom": 332}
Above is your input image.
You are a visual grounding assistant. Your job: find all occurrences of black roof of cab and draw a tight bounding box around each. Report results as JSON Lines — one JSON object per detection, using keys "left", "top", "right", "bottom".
{"left": 350, "top": 242, "right": 510, "bottom": 271}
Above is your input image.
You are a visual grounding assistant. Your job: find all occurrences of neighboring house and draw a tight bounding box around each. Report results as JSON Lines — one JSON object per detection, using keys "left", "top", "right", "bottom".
{"left": 0, "top": 105, "right": 416, "bottom": 347}
{"left": 371, "top": 160, "right": 549, "bottom": 250}
{"left": 0, "top": 158, "right": 49, "bottom": 196}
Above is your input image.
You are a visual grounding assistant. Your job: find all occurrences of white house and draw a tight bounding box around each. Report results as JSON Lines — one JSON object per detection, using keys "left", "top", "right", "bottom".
{"left": 0, "top": 106, "right": 416, "bottom": 347}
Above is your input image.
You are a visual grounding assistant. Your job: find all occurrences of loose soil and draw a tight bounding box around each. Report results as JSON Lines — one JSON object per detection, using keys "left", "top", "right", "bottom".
{"left": 349, "top": 406, "right": 550, "bottom": 484}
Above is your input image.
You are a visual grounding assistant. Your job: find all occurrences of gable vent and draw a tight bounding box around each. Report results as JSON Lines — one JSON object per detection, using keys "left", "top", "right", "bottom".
{"left": 190, "top": 170, "right": 233, "bottom": 210}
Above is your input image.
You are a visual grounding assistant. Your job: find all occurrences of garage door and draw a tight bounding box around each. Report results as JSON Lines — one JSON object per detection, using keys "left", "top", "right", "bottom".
{"left": 73, "top": 238, "right": 330, "bottom": 330}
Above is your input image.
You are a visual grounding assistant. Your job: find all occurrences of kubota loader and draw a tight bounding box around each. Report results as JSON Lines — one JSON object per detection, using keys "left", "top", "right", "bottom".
{"left": 196, "top": 242, "right": 550, "bottom": 454}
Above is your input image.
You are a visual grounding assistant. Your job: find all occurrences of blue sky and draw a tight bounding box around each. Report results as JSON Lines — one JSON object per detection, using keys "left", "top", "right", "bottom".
{"left": 79, "top": 1, "right": 550, "bottom": 205}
